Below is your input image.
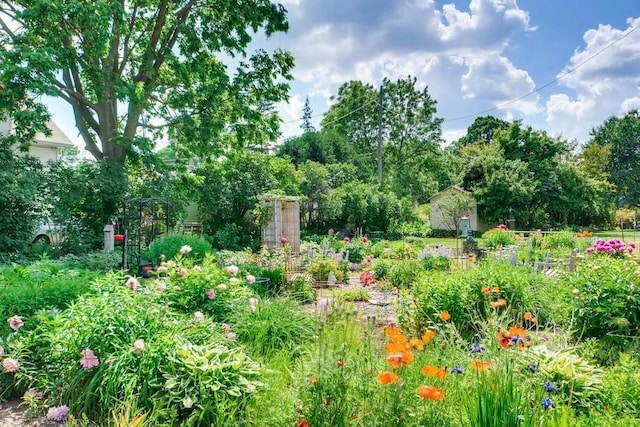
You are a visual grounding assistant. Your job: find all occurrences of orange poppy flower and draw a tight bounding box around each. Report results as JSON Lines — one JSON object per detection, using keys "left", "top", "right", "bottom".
{"left": 508, "top": 326, "right": 526, "bottom": 338}
{"left": 490, "top": 299, "right": 507, "bottom": 308}
{"left": 385, "top": 325, "right": 402, "bottom": 339}
{"left": 471, "top": 361, "right": 491, "bottom": 371}
{"left": 530, "top": 317, "right": 537, "bottom": 323}
{"left": 377, "top": 371, "right": 400, "bottom": 385}
{"left": 523, "top": 312, "right": 533, "bottom": 320}
{"left": 386, "top": 341, "right": 411, "bottom": 353}
{"left": 481, "top": 286, "right": 491, "bottom": 294}
{"left": 439, "top": 311, "right": 451, "bottom": 321}
{"left": 308, "top": 376, "right": 317, "bottom": 384}
{"left": 492, "top": 287, "right": 500, "bottom": 293}
{"left": 435, "top": 368, "right": 448, "bottom": 380}
{"left": 387, "top": 351, "right": 413, "bottom": 368}
{"left": 409, "top": 337, "right": 424, "bottom": 350}
{"left": 417, "top": 385, "right": 445, "bottom": 401}
{"left": 422, "top": 365, "right": 438, "bottom": 377}
{"left": 497, "top": 331, "right": 511, "bottom": 348}
{"left": 299, "top": 419, "right": 310, "bottom": 427}
{"left": 421, "top": 330, "right": 436, "bottom": 343}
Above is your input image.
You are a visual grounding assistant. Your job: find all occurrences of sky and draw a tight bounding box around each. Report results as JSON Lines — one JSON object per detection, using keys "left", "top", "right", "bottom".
{"left": 48, "top": 0, "right": 640, "bottom": 149}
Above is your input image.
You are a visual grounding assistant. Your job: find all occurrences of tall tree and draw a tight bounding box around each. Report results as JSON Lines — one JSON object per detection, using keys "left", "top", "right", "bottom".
{"left": 454, "top": 115, "right": 510, "bottom": 150}
{"left": 300, "top": 96, "right": 314, "bottom": 133}
{"left": 590, "top": 110, "right": 640, "bottom": 207}
{"left": 0, "top": 1, "right": 293, "bottom": 162}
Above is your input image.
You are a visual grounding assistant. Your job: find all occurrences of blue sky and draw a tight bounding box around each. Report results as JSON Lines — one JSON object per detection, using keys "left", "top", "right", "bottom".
{"left": 48, "top": 0, "right": 640, "bottom": 149}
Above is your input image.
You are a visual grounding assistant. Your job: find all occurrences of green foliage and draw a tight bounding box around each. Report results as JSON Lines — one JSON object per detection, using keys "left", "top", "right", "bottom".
{"left": 602, "top": 353, "right": 640, "bottom": 415}
{"left": 0, "top": 150, "right": 45, "bottom": 255}
{"left": 565, "top": 258, "right": 640, "bottom": 351}
{"left": 372, "top": 260, "right": 394, "bottom": 281}
{"left": 308, "top": 260, "right": 344, "bottom": 282}
{"left": 335, "top": 289, "right": 370, "bottom": 303}
{"left": 542, "top": 232, "right": 579, "bottom": 251}
{"left": 0, "top": 262, "right": 99, "bottom": 335}
{"left": 388, "top": 260, "right": 424, "bottom": 289}
{"left": 148, "top": 235, "right": 212, "bottom": 265}
{"left": 421, "top": 254, "right": 451, "bottom": 272}
{"left": 401, "top": 261, "right": 564, "bottom": 335}
{"left": 343, "top": 241, "right": 366, "bottom": 263}
{"left": 230, "top": 298, "right": 317, "bottom": 358}
{"left": 287, "top": 276, "right": 316, "bottom": 304}
{"left": 482, "top": 228, "right": 517, "bottom": 248}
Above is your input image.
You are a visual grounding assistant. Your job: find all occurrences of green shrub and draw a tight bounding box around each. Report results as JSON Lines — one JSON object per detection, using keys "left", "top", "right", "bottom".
{"left": 2, "top": 272, "right": 262, "bottom": 425}
{"left": 400, "top": 261, "right": 565, "bottom": 335}
{"left": 56, "top": 251, "right": 121, "bottom": 272}
{"left": 421, "top": 254, "right": 451, "bottom": 272}
{"left": 287, "top": 276, "right": 315, "bottom": 304}
{"left": 542, "top": 231, "right": 579, "bottom": 251}
{"left": 149, "top": 234, "right": 212, "bottom": 264}
{"left": 230, "top": 298, "right": 316, "bottom": 358}
{"left": 343, "top": 241, "right": 366, "bottom": 263}
{"left": 482, "top": 228, "right": 517, "bottom": 248}
{"left": 388, "top": 260, "right": 424, "bottom": 289}
{"left": 335, "top": 289, "right": 370, "bottom": 303}
{"left": 565, "top": 258, "right": 640, "bottom": 352}
{"left": 308, "top": 260, "right": 344, "bottom": 282}
{"left": 0, "top": 262, "right": 99, "bottom": 335}
{"left": 372, "top": 260, "right": 394, "bottom": 281}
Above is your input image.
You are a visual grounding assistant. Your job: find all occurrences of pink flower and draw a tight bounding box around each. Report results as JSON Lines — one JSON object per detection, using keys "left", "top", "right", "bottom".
{"left": 193, "top": 265, "right": 202, "bottom": 271}
{"left": 2, "top": 358, "right": 19, "bottom": 373}
{"left": 8, "top": 315, "right": 23, "bottom": 332}
{"left": 249, "top": 298, "right": 259, "bottom": 313}
{"left": 79, "top": 348, "right": 100, "bottom": 369}
{"left": 177, "top": 268, "right": 188, "bottom": 278}
{"left": 246, "top": 274, "right": 256, "bottom": 285}
{"left": 206, "top": 289, "right": 216, "bottom": 299}
{"left": 194, "top": 311, "right": 205, "bottom": 322}
{"left": 585, "top": 247, "right": 594, "bottom": 254}
{"left": 362, "top": 237, "right": 368, "bottom": 243}
{"left": 225, "top": 332, "right": 237, "bottom": 341}
{"left": 126, "top": 277, "right": 139, "bottom": 292}
{"left": 218, "top": 284, "right": 228, "bottom": 291}
{"left": 280, "top": 236, "right": 288, "bottom": 245}
{"left": 498, "top": 224, "right": 507, "bottom": 229}
{"left": 225, "top": 265, "right": 239, "bottom": 276}
{"left": 47, "top": 405, "right": 70, "bottom": 422}
{"left": 344, "top": 237, "right": 350, "bottom": 242}
{"left": 157, "top": 281, "right": 167, "bottom": 291}
{"left": 180, "top": 245, "right": 192, "bottom": 254}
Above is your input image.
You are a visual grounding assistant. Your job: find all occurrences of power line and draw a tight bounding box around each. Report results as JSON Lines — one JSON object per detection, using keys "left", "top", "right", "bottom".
{"left": 444, "top": 21, "right": 640, "bottom": 123}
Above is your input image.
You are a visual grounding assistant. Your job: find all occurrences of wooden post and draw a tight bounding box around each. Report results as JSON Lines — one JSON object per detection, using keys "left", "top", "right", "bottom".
{"left": 103, "top": 224, "right": 114, "bottom": 252}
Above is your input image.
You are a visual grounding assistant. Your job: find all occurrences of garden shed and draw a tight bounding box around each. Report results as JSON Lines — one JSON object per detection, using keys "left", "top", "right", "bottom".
{"left": 260, "top": 194, "right": 301, "bottom": 253}
{"left": 430, "top": 185, "right": 491, "bottom": 233}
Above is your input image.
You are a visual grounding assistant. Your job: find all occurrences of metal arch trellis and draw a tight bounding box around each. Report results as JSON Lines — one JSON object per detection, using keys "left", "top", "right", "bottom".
{"left": 122, "top": 197, "right": 171, "bottom": 273}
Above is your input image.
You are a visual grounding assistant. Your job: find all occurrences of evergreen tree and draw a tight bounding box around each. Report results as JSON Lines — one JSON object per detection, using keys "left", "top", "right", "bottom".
{"left": 301, "top": 96, "right": 315, "bottom": 133}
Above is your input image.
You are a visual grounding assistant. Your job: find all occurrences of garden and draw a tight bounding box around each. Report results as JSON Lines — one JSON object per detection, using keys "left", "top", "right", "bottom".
{"left": 1, "top": 228, "right": 639, "bottom": 426}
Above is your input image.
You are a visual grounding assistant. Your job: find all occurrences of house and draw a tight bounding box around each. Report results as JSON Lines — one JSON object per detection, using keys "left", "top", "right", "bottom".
{"left": 0, "top": 118, "right": 75, "bottom": 163}
{"left": 429, "top": 185, "right": 492, "bottom": 233}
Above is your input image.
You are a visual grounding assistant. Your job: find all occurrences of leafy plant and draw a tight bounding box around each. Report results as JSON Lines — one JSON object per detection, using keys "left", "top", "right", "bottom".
{"left": 421, "top": 254, "right": 451, "bottom": 272}
{"left": 482, "top": 228, "right": 517, "bottom": 248}
{"left": 148, "top": 234, "right": 212, "bottom": 264}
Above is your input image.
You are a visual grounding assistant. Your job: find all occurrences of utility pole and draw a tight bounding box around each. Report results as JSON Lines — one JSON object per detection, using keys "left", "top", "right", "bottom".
{"left": 377, "top": 84, "right": 384, "bottom": 185}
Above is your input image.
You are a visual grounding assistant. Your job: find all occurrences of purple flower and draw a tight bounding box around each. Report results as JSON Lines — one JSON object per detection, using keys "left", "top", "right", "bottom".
{"left": 541, "top": 397, "right": 555, "bottom": 410}
{"left": 527, "top": 364, "right": 537, "bottom": 373}
{"left": 470, "top": 343, "right": 482, "bottom": 353}
{"left": 47, "top": 405, "right": 70, "bottom": 421}
{"left": 206, "top": 289, "right": 216, "bottom": 299}
{"left": 8, "top": 315, "right": 23, "bottom": 332}
{"left": 544, "top": 381, "right": 556, "bottom": 393}
{"left": 452, "top": 364, "right": 464, "bottom": 374}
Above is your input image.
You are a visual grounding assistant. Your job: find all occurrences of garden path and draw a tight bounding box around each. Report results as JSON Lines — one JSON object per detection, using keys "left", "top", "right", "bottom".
{"left": 0, "top": 399, "right": 61, "bottom": 427}
{"left": 312, "top": 273, "right": 400, "bottom": 326}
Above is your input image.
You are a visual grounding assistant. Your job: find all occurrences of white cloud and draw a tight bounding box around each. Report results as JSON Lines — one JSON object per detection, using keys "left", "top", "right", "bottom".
{"left": 271, "top": 0, "right": 539, "bottom": 142}
{"left": 545, "top": 17, "right": 640, "bottom": 142}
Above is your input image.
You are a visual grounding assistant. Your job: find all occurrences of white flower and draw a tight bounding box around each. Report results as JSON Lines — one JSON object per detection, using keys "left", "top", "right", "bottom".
{"left": 126, "top": 277, "right": 139, "bottom": 292}
{"left": 47, "top": 405, "right": 69, "bottom": 422}
{"left": 225, "top": 265, "right": 239, "bottom": 276}
{"left": 8, "top": 315, "right": 23, "bottom": 332}
{"left": 246, "top": 274, "right": 256, "bottom": 285}
{"left": 180, "top": 245, "right": 192, "bottom": 255}
{"left": 225, "top": 332, "right": 237, "bottom": 341}
{"left": 249, "top": 298, "right": 258, "bottom": 313}
{"left": 572, "top": 288, "right": 580, "bottom": 296}
{"left": 133, "top": 339, "right": 145, "bottom": 355}
{"left": 0, "top": 346, "right": 4, "bottom": 355}
{"left": 194, "top": 311, "right": 205, "bottom": 322}
{"left": 193, "top": 265, "right": 202, "bottom": 271}
{"left": 218, "top": 284, "right": 227, "bottom": 291}
{"left": 177, "top": 268, "right": 188, "bottom": 277}
{"left": 157, "top": 281, "right": 167, "bottom": 291}
{"left": 229, "top": 278, "right": 240, "bottom": 285}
